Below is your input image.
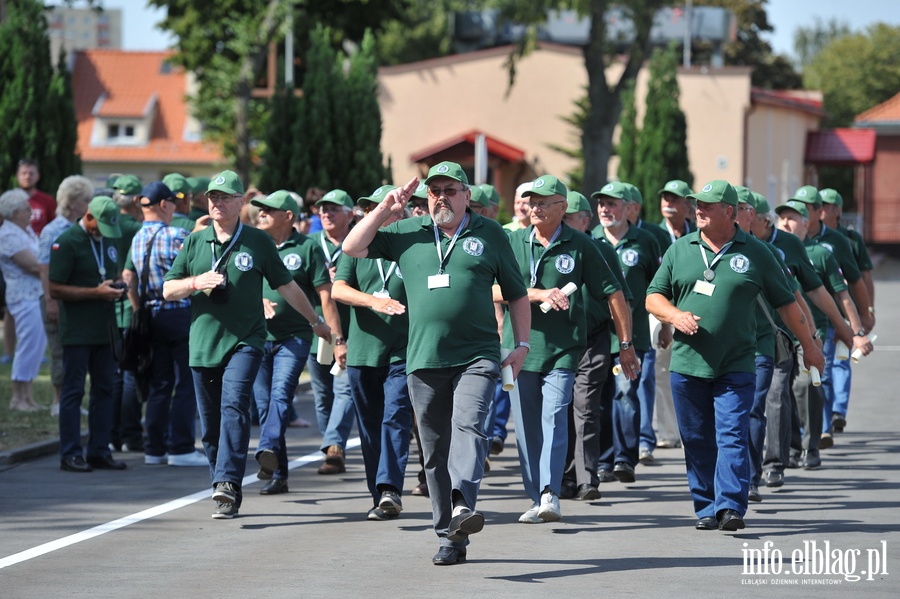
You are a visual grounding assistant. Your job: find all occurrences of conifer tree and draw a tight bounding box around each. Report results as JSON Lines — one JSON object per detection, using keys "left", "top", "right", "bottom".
{"left": 615, "top": 82, "right": 638, "bottom": 186}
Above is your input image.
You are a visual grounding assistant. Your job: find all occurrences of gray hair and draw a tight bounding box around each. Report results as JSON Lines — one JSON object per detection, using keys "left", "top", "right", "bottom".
{"left": 0, "top": 188, "right": 30, "bottom": 219}
{"left": 112, "top": 189, "right": 134, "bottom": 208}
{"left": 56, "top": 175, "right": 94, "bottom": 219}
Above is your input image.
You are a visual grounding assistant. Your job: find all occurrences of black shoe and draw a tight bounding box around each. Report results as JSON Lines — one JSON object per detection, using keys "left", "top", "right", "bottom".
{"left": 613, "top": 462, "right": 636, "bottom": 483}
{"left": 802, "top": 450, "right": 821, "bottom": 470}
{"left": 819, "top": 433, "right": 834, "bottom": 449}
{"left": 378, "top": 489, "right": 403, "bottom": 516}
{"left": 490, "top": 437, "right": 504, "bottom": 455}
{"left": 576, "top": 484, "right": 602, "bottom": 501}
{"left": 787, "top": 451, "right": 801, "bottom": 469}
{"left": 256, "top": 449, "right": 277, "bottom": 480}
{"left": 597, "top": 469, "right": 617, "bottom": 483}
{"left": 86, "top": 454, "right": 127, "bottom": 470}
{"left": 61, "top": 455, "right": 93, "bottom": 473}
{"left": 748, "top": 484, "right": 762, "bottom": 502}
{"left": 695, "top": 516, "right": 718, "bottom": 530}
{"left": 832, "top": 414, "right": 846, "bottom": 433}
{"left": 446, "top": 510, "right": 484, "bottom": 542}
{"left": 259, "top": 479, "right": 289, "bottom": 495}
{"left": 764, "top": 470, "right": 784, "bottom": 488}
{"left": 432, "top": 546, "right": 466, "bottom": 566}
{"left": 559, "top": 479, "right": 578, "bottom": 500}
{"left": 718, "top": 509, "right": 745, "bottom": 531}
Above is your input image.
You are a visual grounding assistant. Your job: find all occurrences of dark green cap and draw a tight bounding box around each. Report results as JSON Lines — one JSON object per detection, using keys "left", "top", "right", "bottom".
{"left": 357, "top": 184, "right": 397, "bottom": 207}
{"left": 251, "top": 190, "right": 299, "bottom": 214}
{"left": 207, "top": 170, "right": 244, "bottom": 196}
{"left": 819, "top": 188, "right": 843, "bottom": 207}
{"left": 424, "top": 161, "right": 469, "bottom": 185}
{"left": 478, "top": 183, "right": 500, "bottom": 207}
{"left": 162, "top": 173, "right": 191, "bottom": 198}
{"left": 566, "top": 191, "right": 591, "bottom": 214}
{"left": 88, "top": 196, "right": 123, "bottom": 239}
{"left": 522, "top": 175, "right": 568, "bottom": 198}
{"left": 113, "top": 174, "right": 142, "bottom": 196}
{"left": 751, "top": 192, "right": 771, "bottom": 214}
{"left": 188, "top": 176, "right": 211, "bottom": 194}
{"left": 623, "top": 183, "right": 643, "bottom": 205}
{"left": 775, "top": 200, "right": 810, "bottom": 219}
{"left": 688, "top": 180, "right": 738, "bottom": 206}
{"left": 469, "top": 185, "right": 490, "bottom": 208}
{"left": 789, "top": 185, "right": 821, "bottom": 205}
{"left": 411, "top": 182, "right": 428, "bottom": 200}
{"left": 591, "top": 181, "right": 629, "bottom": 201}
{"left": 734, "top": 185, "right": 753, "bottom": 205}
{"left": 316, "top": 189, "right": 354, "bottom": 209}
{"left": 658, "top": 179, "right": 693, "bottom": 198}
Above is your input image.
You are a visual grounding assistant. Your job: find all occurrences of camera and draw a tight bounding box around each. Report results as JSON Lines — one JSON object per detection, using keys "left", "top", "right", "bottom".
{"left": 209, "top": 271, "right": 229, "bottom": 304}
{"left": 112, "top": 282, "right": 128, "bottom": 291}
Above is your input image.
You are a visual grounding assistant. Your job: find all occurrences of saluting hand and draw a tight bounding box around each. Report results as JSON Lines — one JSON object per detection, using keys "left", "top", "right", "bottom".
{"left": 382, "top": 177, "right": 420, "bottom": 214}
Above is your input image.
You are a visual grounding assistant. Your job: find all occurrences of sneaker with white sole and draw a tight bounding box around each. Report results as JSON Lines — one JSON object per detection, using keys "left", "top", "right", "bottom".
{"left": 212, "top": 481, "right": 238, "bottom": 504}
{"left": 212, "top": 502, "right": 239, "bottom": 519}
{"left": 144, "top": 454, "right": 168, "bottom": 465}
{"left": 168, "top": 451, "right": 208, "bottom": 467}
{"left": 519, "top": 503, "right": 543, "bottom": 524}
{"left": 538, "top": 491, "right": 561, "bottom": 522}
{"left": 378, "top": 489, "right": 403, "bottom": 516}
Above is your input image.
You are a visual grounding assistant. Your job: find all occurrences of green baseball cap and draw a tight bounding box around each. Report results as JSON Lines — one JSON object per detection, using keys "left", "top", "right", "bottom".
{"left": 478, "top": 184, "right": 500, "bottom": 207}
{"left": 658, "top": 179, "right": 693, "bottom": 198}
{"left": 819, "top": 188, "right": 843, "bottom": 207}
{"left": 688, "top": 180, "right": 738, "bottom": 206}
{"left": 316, "top": 189, "right": 353, "bottom": 209}
{"left": 789, "top": 185, "right": 821, "bottom": 205}
{"left": 565, "top": 191, "right": 591, "bottom": 214}
{"left": 251, "top": 190, "right": 300, "bottom": 214}
{"left": 207, "top": 170, "right": 244, "bottom": 196}
{"left": 188, "top": 176, "right": 211, "bottom": 194}
{"left": 113, "top": 174, "right": 142, "bottom": 196}
{"left": 469, "top": 185, "right": 490, "bottom": 208}
{"left": 88, "top": 196, "right": 122, "bottom": 239}
{"left": 162, "top": 173, "right": 191, "bottom": 199}
{"left": 591, "top": 181, "right": 629, "bottom": 201}
{"left": 734, "top": 185, "right": 753, "bottom": 205}
{"left": 624, "top": 183, "right": 643, "bottom": 205}
{"left": 751, "top": 192, "right": 771, "bottom": 214}
{"left": 522, "top": 175, "right": 568, "bottom": 198}
{"left": 775, "top": 200, "right": 810, "bottom": 219}
{"left": 411, "top": 181, "right": 428, "bottom": 200}
{"left": 357, "top": 184, "right": 397, "bottom": 207}
{"left": 424, "top": 161, "right": 469, "bottom": 185}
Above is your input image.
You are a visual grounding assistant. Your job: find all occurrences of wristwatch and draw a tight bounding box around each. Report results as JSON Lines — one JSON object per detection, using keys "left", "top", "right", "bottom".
{"left": 334, "top": 337, "right": 346, "bottom": 346}
{"left": 855, "top": 329, "right": 866, "bottom": 337}
{"left": 515, "top": 341, "right": 531, "bottom": 351}
{"left": 620, "top": 341, "right": 633, "bottom": 351}
{"left": 310, "top": 315, "right": 325, "bottom": 327}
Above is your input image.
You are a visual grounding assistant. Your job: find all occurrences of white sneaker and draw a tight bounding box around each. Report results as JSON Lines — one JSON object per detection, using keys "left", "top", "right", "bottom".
{"left": 538, "top": 491, "right": 561, "bottom": 522}
{"left": 145, "top": 454, "right": 168, "bottom": 465}
{"left": 168, "top": 451, "right": 208, "bottom": 467}
{"left": 518, "top": 503, "right": 544, "bottom": 524}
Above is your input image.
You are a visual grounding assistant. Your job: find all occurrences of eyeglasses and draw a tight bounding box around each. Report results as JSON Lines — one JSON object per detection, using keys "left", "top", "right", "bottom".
{"left": 410, "top": 200, "right": 428, "bottom": 210}
{"left": 208, "top": 193, "right": 241, "bottom": 203}
{"left": 528, "top": 200, "right": 566, "bottom": 210}
{"left": 738, "top": 205, "right": 755, "bottom": 212}
{"left": 319, "top": 203, "right": 348, "bottom": 214}
{"left": 428, "top": 187, "right": 465, "bottom": 198}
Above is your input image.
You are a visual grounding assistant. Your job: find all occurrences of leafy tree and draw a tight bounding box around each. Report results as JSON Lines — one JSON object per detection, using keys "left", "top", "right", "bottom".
{"left": 257, "top": 81, "right": 299, "bottom": 192}
{"left": 0, "top": 0, "right": 79, "bottom": 192}
{"left": 792, "top": 16, "right": 850, "bottom": 71}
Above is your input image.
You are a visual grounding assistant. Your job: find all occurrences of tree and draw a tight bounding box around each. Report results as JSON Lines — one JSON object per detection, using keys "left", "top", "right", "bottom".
{"left": 343, "top": 30, "right": 388, "bottom": 193}
{"left": 0, "top": 0, "right": 79, "bottom": 193}
{"left": 615, "top": 82, "right": 638, "bottom": 185}
{"left": 792, "top": 16, "right": 850, "bottom": 72}
{"left": 546, "top": 93, "right": 588, "bottom": 192}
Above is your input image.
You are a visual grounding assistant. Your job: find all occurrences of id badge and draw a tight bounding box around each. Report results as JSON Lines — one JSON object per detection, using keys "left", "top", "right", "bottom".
{"left": 428, "top": 274, "right": 450, "bottom": 289}
{"left": 693, "top": 279, "right": 715, "bottom": 296}
{"left": 373, "top": 289, "right": 391, "bottom": 299}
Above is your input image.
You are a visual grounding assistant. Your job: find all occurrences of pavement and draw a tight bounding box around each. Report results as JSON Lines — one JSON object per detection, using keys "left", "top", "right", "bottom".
{"left": 1, "top": 276, "right": 898, "bottom": 597}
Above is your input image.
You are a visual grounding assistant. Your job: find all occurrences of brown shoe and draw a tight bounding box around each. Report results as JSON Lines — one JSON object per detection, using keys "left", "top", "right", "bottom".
{"left": 317, "top": 445, "right": 346, "bottom": 475}
{"left": 411, "top": 482, "right": 429, "bottom": 497}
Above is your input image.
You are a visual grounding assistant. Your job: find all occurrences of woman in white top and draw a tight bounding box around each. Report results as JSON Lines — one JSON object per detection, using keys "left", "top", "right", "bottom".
{"left": 0, "top": 189, "right": 47, "bottom": 411}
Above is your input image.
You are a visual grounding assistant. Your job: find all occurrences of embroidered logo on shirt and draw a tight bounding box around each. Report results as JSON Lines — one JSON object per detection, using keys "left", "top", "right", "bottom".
{"left": 107, "top": 246, "right": 118, "bottom": 263}
{"left": 620, "top": 248, "right": 639, "bottom": 267}
{"left": 234, "top": 252, "right": 254, "bottom": 271}
{"left": 730, "top": 254, "right": 750, "bottom": 273}
{"left": 462, "top": 238, "right": 484, "bottom": 256}
{"left": 555, "top": 254, "right": 575, "bottom": 274}
{"left": 283, "top": 253, "right": 302, "bottom": 271}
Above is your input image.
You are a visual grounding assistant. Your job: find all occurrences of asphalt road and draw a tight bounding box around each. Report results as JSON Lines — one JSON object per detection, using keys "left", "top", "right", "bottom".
{"left": 1, "top": 274, "right": 898, "bottom": 598}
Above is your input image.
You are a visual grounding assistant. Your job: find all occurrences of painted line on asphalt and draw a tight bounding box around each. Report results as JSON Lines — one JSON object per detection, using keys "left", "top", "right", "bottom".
{"left": 0, "top": 437, "right": 361, "bottom": 570}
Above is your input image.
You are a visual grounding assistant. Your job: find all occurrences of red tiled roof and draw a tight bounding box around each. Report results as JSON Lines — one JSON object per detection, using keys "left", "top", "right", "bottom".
{"left": 855, "top": 91, "right": 900, "bottom": 123}
{"left": 805, "top": 128, "right": 876, "bottom": 165}
{"left": 410, "top": 130, "right": 526, "bottom": 164}
{"left": 73, "top": 50, "right": 223, "bottom": 164}
{"left": 751, "top": 88, "right": 825, "bottom": 116}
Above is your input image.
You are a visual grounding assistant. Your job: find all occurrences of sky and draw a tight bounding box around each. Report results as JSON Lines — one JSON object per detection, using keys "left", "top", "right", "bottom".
{"left": 108, "top": 0, "right": 900, "bottom": 59}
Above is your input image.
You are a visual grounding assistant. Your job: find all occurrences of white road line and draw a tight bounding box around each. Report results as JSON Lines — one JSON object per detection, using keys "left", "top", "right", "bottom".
{"left": 0, "top": 438, "right": 361, "bottom": 570}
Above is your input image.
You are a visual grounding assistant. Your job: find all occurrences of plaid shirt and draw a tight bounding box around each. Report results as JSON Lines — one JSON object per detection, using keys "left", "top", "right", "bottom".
{"left": 129, "top": 221, "right": 190, "bottom": 310}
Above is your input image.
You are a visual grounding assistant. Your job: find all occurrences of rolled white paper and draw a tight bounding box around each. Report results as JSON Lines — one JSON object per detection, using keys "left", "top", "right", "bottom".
{"left": 500, "top": 348, "right": 515, "bottom": 391}
{"left": 612, "top": 364, "right": 623, "bottom": 376}
{"left": 810, "top": 366, "right": 821, "bottom": 387}
{"left": 540, "top": 281, "right": 578, "bottom": 313}
{"left": 835, "top": 339, "right": 850, "bottom": 361}
{"left": 316, "top": 335, "right": 334, "bottom": 364}
{"left": 330, "top": 361, "right": 345, "bottom": 378}
{"left": 851, "top": 333, "right": 877, "bottom": 363}
{"left": 649, "top": 313, "right": 662, "bottom": 350}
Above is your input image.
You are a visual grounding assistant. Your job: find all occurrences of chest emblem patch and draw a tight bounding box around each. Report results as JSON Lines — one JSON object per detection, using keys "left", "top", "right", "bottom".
{"left": 107, "top": 246, "right": 118, "bottom": 263}
{"left": 463, "top": 238, "right": 484, "bottom": 256}
{"left": 283, "top": 253, "right": 302, "bottom": 271}
{"left": 620, "top": 248, "right": 639, "bottom": 267}
{"left": 729, "top": 254, "right": 750, "bottom": 274}
{"left": 556, "top": 254, "right": 575, "bottom": 274}
{"left": 234, "top": 252, "right": 254, "bottom": 271}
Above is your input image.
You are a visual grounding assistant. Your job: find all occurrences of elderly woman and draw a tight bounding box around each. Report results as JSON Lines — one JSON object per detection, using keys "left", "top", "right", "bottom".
{"left": 39, "top": 175, "right": 94, "bottom": 416}
{"left": 0, "top": 189, "right": 48, "bottom": 411}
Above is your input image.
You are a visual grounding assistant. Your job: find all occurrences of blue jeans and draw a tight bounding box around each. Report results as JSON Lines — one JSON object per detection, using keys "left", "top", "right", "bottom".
{"left": 605, "top": 350, "right": 645, "bottom": 468}
{"left": 348, "top": 363, "right": 413, "bottom": 504}
{"left": 488, "top": 383, "right": 511, "bottom": 442}
{"left": 59, "top": 344, "right": 115, "bottom": 459}
{"left": 749, "top": 355, "right": 774, "bottom": 486}
{"left": 145, "top": 307, "right": 196, "bottom": 457}
{"left": 254, "top": 337, "right": 311, "bottom": 480}
{"left": 671, "top": 370, "right": 755, "bottom": 518}
{"left": 637, "top": 348, "right": 657, "bottom": 451}
{"left": 307, "top": 354, "right": 355, "bottom": 450}
{"left": 192, "top": 345, "right": 262, "bottom": 492}
{"left": 511, "top": 369, "right": 575, "bottom": 504}
{"left": 821, "top": 327, "right": 851, "bottom": 433}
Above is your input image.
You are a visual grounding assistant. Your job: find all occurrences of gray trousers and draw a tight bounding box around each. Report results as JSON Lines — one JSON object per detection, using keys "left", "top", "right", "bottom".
{"left": 763, "top": 349, "right": 796, "bottom": 473}
{"left": 791, "top": 345, "right": 823, "bottom": 453}
{"left": 654, "top": 344, "right": 680, "bottom": 444}
{"left": 565, "top": 328, "right": 610, "bottom": 487}
{"left": 407, "top": 358, "right": 497, "bottom": 548}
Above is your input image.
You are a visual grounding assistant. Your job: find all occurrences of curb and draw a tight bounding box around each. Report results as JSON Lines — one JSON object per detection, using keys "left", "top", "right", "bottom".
{"left": 0, "top": 380, "right": 313, "bottom": 466}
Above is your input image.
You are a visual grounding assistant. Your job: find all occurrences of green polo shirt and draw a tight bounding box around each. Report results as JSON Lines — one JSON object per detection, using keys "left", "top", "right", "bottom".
{"left": 263, "top": 231, "right": 330, "bottom": 342}
{"left": 753, "top": 242, "right": 799, "bottom": 358}
{"left": 638, "top": 218, "right": 672, "bottom": 254}
{"left": 505, "top": 224, "right": 622, "bottom": 373}
{"left": 838, "top": 225, "right": 873, "bottom": 271}
{"left": 48, "top": 225, "right": 119, "bottom": 346}
{"left": 596, "top": 224, "right": 661, "bottom": 353}
{"left": 165, "top": 224, "right": 292, "bottom": 368}
{"left": 308, "top": 231, "right": 351, "bottom": 354}
{"left": 766, "top": 227, "right": 823, "bottom": 342}
{"left": 647, "top": 226, "right": 795, "bottom": 378}
{"left": 804, "top": 244, "right": 848, "bottom": 338}
{"left": 367, "top": 211, "right": 526, "bottom": 373}
{"left": 805, "top": 224, "right": 861, "bottom": 284}
{"left": 335, "top": 256, "right": 408, "bottom": 367}
{"left": 583, "top": 239, "right": 631, "bottom": 335}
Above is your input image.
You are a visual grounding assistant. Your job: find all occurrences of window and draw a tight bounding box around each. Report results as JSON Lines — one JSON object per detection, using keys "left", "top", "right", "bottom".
{"left": 106, "top": 123, "right": 138, "bottom": 144}
{"left": 108, "top": 124, "right": 119, "bottom": 138}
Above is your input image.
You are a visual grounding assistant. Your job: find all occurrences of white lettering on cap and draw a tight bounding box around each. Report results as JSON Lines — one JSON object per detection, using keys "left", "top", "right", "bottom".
{"left": 533, "top": 178, "right": 546, "bottom": 189}
{"left": 437, "top": 164, "right": 450, "bottom": 174}
{"left": 702, "top": 184, "right": 713, "bottom": 193}
{"left": 215, "top": 176, "right": 226, "bottom": 185}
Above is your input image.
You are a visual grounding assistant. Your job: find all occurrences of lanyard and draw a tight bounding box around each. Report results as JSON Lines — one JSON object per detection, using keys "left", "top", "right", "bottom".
{"left": 699, "top": 240, "right": 733, "bottom": 282}
{"left": 665, "top": 219, "right": 692, "bottom": 243}
{"left": 433, "top": 214, "right": 468, "bottom": 274}
{"left": 210, "top": 222, "right": 243, "bottom": 272}
{"left": 89, "top": 237, "right": 106, "bottom": 281}
{"left": 320, "top": 234, "right": 342, "bottom": 268}
{"left": 376, "top": 259, "right": 397, "bottom": 293}
{"left": 529, "top": 225, "right": 562, "bottom": 287}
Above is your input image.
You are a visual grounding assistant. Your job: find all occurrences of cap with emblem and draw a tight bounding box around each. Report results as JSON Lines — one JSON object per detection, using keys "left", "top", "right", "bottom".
{"left": 424, "top": 161, "right": 469, "bottom": 186}
{"left": 478, "top": 184, "right": 500, "bottom": 207}
{"left": 315, "top": 189, "right": 354, "bottom": 209}
{"left": 734, "top": 185, "right": 753, "bottom": 205}
{"left": 251, "top": 189, "right": 300, "bottom": 214}
{"left": 623, "top": 183, "right": 643, "bottom": 205}
{"left": 162, "top": 173, "right": 191, "bottom": 199}
{"left": 565, "top": 191, "right": 591, "bottom": 214}
{"left": 522, "top": 175, "right": 568, "bottom": 198}
{"left": 468, "top": 185, "right": 490, "bottom": 208}
{"left": 88, "top": 196, "right": 123, "bottom": 238}
{"left": 751, "top": 192, "right": 771, "bottom": 214}
{"left": 206, "top": 170, "right": 244, "bottom": 196}
{"left": 113, "top": 174, "right": 142, "bottom": 196}
{"left": 357, "top": 184, "right": 398, "bottom": 208}
{"left": 687, "top": 180, "right": 738, "bottom": 206}
{"left": 819, "top": 188, "right": 843, "bottom": 207}
{"left": 789, "top": 185, "right": 821, "bottom": 206}
{"left": 140, "top": 182, "right": 174, "bottom": 206}
{"left": 775, "top": 200, "right": 810, "bottom": 219}
{"left": 657, "top": 179, "right": 693, "bottom": 198}
{"left": 411, "top": 182, "right": 428, "bottom": 200}
{"left": 188, "top": 176, "right": 211, "bottom": 195}
{"left": 591, "top": 180, "right": 629, "bottom": 201}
